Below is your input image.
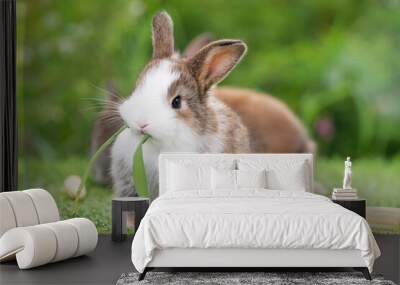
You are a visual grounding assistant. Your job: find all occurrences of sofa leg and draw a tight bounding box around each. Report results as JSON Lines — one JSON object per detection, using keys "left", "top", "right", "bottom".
{"left": 354, "top": 267, "right": 371, "bottom": 280}
{"left": 138, "top": 268, "right": 148, "bottom": 281}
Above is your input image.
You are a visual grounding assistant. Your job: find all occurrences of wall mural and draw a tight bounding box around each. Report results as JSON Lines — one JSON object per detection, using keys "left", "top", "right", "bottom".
{"left": 17, "top": 0, "right": 400, "bottom": 234}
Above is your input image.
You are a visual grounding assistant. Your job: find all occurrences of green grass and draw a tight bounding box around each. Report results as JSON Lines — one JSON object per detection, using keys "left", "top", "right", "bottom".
{"left": 19, "top": 157, "right": 113, "bottom": 234}
{"left": 19, "top": 156, "right": 400, "bottom": 234}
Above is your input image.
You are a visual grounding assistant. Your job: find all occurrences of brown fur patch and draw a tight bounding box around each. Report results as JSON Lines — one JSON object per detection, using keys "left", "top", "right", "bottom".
{"left": 152, "top": 11, "right": 174, "bottom": 59}
{"left": 209, "top": 96, "right": 250, "bottom": 153}
{"left": 215, "top": 87, "right": 315, "bottom": 153}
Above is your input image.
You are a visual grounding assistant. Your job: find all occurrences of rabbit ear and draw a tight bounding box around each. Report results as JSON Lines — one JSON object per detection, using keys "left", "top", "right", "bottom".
{"left": 186, "top": 40, "right": 247, "bottom": 92}
{"left": 183, "top": 33, "right": 215, "bottom": 58}
{"left": 152, "top": 11, "right": 174, "bottom": 59}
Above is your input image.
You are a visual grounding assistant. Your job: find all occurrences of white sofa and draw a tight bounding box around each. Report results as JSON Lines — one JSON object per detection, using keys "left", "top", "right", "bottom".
{"left": 0, "top": 189, "right": 98, "bottom": 269}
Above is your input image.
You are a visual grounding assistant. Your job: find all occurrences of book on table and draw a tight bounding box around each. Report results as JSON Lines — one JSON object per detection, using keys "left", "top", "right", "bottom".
{"left": 332, "top": 188, "right": 358, "bottom": 200}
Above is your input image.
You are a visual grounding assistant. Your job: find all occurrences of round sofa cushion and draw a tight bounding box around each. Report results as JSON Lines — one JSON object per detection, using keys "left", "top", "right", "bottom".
{"left": 0, "top": 189, "right": 60, "bottom": 237}
{"left": 0, "top": 196, "right": 17, "bottom": 237}
{"left": 24, "top": 189, "right": 60, "bottom": 224}
{"left": 0, "top": 218, "right": 98, "bottom": 269}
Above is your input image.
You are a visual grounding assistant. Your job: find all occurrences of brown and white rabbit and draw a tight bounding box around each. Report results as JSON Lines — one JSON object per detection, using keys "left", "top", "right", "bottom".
{"left": 91, "top": 15, "right": 316, "bottom": 193}
{"left": 110, "top": 12, "right": 250, "bottom": 198}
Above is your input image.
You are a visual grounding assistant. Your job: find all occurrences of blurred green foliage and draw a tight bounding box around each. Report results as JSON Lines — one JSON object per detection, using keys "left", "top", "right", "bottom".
{"left": 17, "top": 0, "right": 400, "bottom": 159}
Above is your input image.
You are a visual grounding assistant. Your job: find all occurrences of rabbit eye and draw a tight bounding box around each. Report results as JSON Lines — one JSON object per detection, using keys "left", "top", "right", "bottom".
{"left": 171, "top": 95, "right": 181, "bottom": 109}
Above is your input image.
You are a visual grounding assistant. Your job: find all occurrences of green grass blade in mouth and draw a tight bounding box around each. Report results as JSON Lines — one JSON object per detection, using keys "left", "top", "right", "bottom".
{"left": 73, "top": 125, "right": 127, "bottom": 215}
{"left": 132, "top": 133, "right": 151, "bottom": 198}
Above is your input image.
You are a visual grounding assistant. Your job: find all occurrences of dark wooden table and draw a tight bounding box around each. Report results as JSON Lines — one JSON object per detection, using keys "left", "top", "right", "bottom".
{"left": 332, "top": 199, "right": 366, "bottom": 218}
{"left": 112, "top": 197, "right": 150, "bottom": 242}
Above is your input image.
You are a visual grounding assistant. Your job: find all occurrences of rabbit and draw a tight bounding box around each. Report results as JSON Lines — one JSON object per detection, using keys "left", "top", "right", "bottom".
{"left": 90, "top": 34, "right": 316, "bottom": 189}
{"left": 90, "top": 28, "right": 315, "bottom": 193}
{"left": 110, "top": 11, "right": 250, "bottom": 198}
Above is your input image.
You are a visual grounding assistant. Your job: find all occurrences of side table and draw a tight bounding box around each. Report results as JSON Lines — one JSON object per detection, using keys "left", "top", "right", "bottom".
{"left": 332, "top": 199, "right": 366, "bottom": 218}
{"left": 112, "top": 197, "right": 150, "bottom": 242}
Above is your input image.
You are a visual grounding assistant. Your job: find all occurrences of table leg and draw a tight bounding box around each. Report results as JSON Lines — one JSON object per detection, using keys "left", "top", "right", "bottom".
{"left": 134, "top": 201, "right": 149, "bottom": 234}
{"left": 112, "top": 201, "right": 124, "bottom": 242}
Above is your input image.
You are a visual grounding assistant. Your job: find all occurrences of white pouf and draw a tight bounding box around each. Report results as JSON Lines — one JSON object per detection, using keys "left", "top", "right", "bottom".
{"left": 0, "top": 189, "right": 98, "bottom": 269}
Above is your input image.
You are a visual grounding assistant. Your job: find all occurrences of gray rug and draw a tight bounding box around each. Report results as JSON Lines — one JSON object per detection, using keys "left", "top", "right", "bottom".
{"left": 116, "top": 272, "right": 395, "bottom": 285}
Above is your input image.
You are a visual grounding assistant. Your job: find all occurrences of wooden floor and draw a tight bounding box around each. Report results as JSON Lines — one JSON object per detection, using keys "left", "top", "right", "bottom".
{"left": 0, "top": 234, "right": 398, "bottom": 285}
{"left": 0, "top": 235, "right": 134, "bottom": 285}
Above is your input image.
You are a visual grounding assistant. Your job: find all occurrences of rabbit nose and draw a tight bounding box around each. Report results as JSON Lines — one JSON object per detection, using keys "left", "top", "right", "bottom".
{"left": 139, "top": 123, "right": 149, "bottom": 133}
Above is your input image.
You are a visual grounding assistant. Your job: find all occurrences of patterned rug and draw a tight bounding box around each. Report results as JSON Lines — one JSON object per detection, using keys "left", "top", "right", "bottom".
{"left": 116, "top": 271, "right": 395, "bottom": 285}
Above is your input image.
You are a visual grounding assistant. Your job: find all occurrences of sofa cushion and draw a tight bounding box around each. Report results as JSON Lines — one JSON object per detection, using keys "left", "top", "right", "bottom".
{"left": 0, "top": 218, "right": 97, "bottom": 269}
{"left": 0, "top": 189, "right": 60, "bottom": 238}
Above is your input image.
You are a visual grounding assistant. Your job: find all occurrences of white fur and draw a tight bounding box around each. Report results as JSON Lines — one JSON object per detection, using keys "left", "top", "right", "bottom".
{"left": 111, "top": 59, "right": 224, "bottom": 198}
{"left": 119, "top": 60, "right": 179, "bottom": 136}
